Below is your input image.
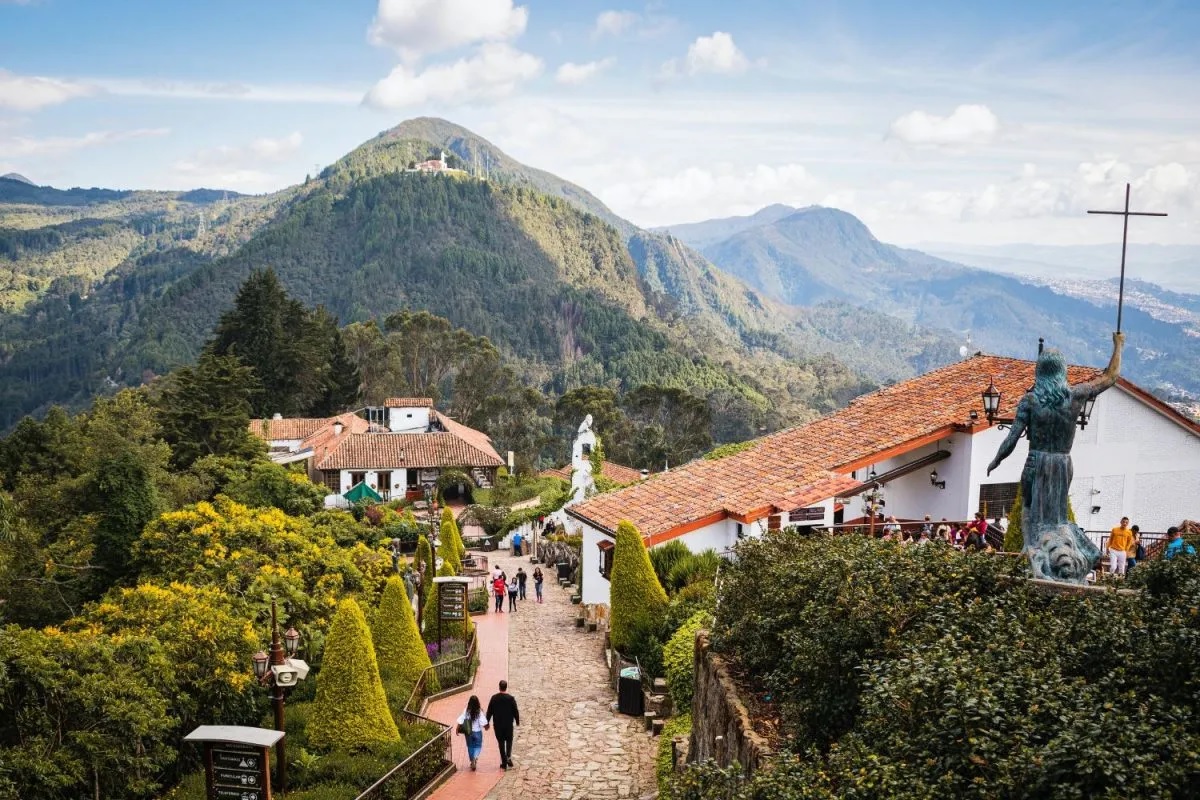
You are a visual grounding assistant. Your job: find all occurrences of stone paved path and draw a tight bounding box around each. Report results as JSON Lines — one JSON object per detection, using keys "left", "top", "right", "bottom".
{"left": 486, "top": 554, "right": 656, "bottom": 800}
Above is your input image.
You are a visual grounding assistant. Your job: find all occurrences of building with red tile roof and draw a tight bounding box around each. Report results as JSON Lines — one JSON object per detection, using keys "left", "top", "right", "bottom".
{"left": 249, "top": 398, "right": 503, "bottom": 502}
{"left": 568, "top": 354, "right": 1200, "bottom": 606}
{"left": 540, "top": 460, "right": 647, "bottom": 487}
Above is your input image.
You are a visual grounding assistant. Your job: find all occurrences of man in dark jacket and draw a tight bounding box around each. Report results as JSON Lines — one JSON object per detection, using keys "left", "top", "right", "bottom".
{"left": 486, "top": 679, "right": 520, "bottom": 768}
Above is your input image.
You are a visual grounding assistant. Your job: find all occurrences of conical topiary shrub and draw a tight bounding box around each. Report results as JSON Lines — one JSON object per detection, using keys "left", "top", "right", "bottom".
{"left": 308, "top": 598, "right": 400, "bottom": 750}
{"left": 416, "top": 534, "right": 434, "bottom": 611}
{"left": 372, "top": 576, "right": 435, "bottom": 699}
{"left": 439, "top": 518, "right": 461, "bottom": 573}
{"left": 441, "top": 507, "right": 465, "bottom": 561}
{"left": 610, "top": 519, "right": 669, "bottom": 652}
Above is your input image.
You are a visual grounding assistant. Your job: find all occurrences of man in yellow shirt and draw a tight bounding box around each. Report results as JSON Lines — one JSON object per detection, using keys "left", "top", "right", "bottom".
{"left": 1108, "top": 517, "right": 1134, "bottom": 576}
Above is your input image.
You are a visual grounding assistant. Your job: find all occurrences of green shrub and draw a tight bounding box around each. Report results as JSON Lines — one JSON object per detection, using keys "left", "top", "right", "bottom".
{"left": 372, "top": 576, "right": 435, "bottom": 702}
{"left": 657, "top": 713, "right": 692, "bottom": 795}
{"left": 282, "top": 784, "right": 361, "bottom": 800}
{"left": 1004, "top": 485, "right": 1024, "bottom": 553}
{"left": 416, "top": 535, "right": 433, "bottom": 607}
{"left": 224, "top": 460, "right": 328, "bottom": 516}
{"left": 665, "top": 581, "right": 715, "bottom": 634}
{"left": 308, "top": 598, "right": 400, "bottom": 750}
{"left": 666, "top": 549, "right": 722, "bottom": 592}
{"left": 610, "top": 520, "right": 669, "bottom": 653}
{"left": 649, "top": 540, "right": 691, "bottom": 589}
{"left": 664, "top": 610, "right": 710, "bottom": 712}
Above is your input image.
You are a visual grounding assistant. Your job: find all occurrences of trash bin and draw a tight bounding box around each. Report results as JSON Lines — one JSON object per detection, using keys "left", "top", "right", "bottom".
{"left": 556, "top": 562, "right": 572, "bottom": 582}
{"left": 617, "top": 666, "right": 644, "bottom": 716}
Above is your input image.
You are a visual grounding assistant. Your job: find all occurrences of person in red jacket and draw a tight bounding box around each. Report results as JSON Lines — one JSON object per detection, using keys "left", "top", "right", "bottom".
{"left": 492, "top": 573, "right": 506, "bottom": 613}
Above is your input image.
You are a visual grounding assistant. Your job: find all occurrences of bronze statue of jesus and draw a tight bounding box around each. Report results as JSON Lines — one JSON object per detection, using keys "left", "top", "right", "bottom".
{"left": 988, "top": 331, "right": 1124, "bottom": 582}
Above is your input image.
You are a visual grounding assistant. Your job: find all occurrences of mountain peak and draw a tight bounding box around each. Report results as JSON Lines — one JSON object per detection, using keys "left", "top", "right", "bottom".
{"left": 1, "top": 173, "right": 34, "bottom": 185}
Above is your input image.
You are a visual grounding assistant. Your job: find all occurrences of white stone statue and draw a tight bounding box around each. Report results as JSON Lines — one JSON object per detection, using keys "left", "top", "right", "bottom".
{"left": 578, "top": 414, "right": 593, "bottom": 434}
{"left": 567, "top": 415, "right": 598, "bottom": 507}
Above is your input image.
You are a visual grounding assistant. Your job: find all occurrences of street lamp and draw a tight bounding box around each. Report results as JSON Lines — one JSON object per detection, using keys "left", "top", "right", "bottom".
{"left": 981, "top": 378, "right": 1002, "bottom": 423}
{"left": 252, "top": 598, "right": 307, "bottom": 795}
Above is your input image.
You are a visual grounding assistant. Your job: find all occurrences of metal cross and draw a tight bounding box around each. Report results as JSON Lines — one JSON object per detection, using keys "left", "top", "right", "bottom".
{"left": 1087, "top": 182, "right": 1167, "bottom": 333}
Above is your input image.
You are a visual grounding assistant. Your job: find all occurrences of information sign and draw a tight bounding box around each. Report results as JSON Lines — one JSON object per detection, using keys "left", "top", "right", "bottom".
{"left": 439, "top": 582, "right": 466, "bottom": 621}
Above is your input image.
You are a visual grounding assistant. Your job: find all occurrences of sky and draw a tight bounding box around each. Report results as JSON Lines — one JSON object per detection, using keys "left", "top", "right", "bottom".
{"left": 2, "top": 0, "right": 1200, "bottom": 247}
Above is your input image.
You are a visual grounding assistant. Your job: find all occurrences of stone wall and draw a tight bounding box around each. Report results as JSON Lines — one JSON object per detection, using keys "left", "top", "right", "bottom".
{"left": 688, "top": 630, "right": 772, "bottom": 775}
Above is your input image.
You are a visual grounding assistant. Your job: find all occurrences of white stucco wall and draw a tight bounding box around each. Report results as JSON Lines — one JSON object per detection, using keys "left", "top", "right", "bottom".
{"left": 339, "top": 468, "right": 408, "bottom": 497}
{"left": 269, "top": 438, "right": 303, "bottom": 451}
{"left": 388, "top": 406, "right": 430, "bottom": 433}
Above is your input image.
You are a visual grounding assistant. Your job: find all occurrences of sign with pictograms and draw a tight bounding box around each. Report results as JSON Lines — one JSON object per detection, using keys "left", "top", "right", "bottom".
{"left": 184, "top": 726, "right": 281, "bottom": 800}
{"left": 439, "top": 582, "right": 466, "bottom": 621}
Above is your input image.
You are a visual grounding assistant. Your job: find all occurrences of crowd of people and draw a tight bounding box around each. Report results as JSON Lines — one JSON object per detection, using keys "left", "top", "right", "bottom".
{"left": 876, "top": 512, "right": 1003, "bottom": 551}
{"left": 490, "top": 563, "right": 544, "bottom": 611}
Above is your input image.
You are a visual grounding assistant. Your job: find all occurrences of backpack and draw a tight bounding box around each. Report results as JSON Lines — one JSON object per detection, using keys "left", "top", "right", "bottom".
{"left": 1135, "top": 542, "right": 1147, "bottom": 560}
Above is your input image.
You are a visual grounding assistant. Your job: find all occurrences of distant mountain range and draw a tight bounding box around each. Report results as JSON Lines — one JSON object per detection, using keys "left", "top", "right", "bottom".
{"left": 658, "top": 205, "right": 1200, "bottom": 399}
{"left": 0, "top": 119, "right": 963, "bottom": 432}
{"left": 1, "top": 173, "right": 33, "bottom": 185}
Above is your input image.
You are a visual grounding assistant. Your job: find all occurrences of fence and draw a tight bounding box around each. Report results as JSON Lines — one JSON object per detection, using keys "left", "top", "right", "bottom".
{"left": 355, "top": 629, "right": 479, "bottom": 800}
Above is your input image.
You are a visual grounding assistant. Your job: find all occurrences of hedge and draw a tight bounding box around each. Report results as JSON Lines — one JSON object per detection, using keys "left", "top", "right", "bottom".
{"left": 664, "top": 610, "right": 710, "bottom": 713}
{"left": 610, "top": 520, "right": 668, "bottom": 652}
{"left": 308, "top": 598, "right": 400, "bottom": 750}
{"left": 656, "top": 713, "right": 692, "bottom": 795}
{"left": 372, "top": 576, "right": 435, "bottom": 701}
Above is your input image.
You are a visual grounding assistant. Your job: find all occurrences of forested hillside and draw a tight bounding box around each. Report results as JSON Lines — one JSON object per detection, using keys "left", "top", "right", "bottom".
{"left": 0, "top": 120, "right": 961, "bottom": 436}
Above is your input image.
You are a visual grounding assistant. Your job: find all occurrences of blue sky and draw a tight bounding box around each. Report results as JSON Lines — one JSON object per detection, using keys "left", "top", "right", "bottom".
{"left": 2, "top": 0, "right": 1200, "bottom": 246}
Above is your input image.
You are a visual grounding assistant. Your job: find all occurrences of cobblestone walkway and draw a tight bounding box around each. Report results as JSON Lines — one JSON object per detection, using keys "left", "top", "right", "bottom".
{"left": 486, "top": 554, "right": 657, "bottom": 800}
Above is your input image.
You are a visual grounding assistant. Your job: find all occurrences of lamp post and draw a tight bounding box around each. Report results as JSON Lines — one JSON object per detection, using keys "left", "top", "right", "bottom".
{"left": 252, "top": 598, "right": 301, "bottom": 794}
{"left": 862, "top": 469, "right": 884, "bottom": 538}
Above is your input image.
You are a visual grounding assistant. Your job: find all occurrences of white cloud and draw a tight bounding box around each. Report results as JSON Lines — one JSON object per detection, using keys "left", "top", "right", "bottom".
{"left": 888, "top": 104, "right": 1000, "bottom": 146}
{"left": 593, "top": 10, "right": 639, "bottom": 38}
{"left": 171, "top": 132, "right": 304, "bottom": 191}
{"left": 556, "top": 58, "right": 615, "bottom": 86}
{"left": 96, "top": 78, "right": 360, "bottom": 105}
{"left": 0, "top": 128, "right": 168, "bottom": 158}
{"left": 368, "top": 0, "right": 528, "bottom": 62}
{"left": 602, "top": 162, "right": 819, "bottom": 226}
{"left": 0, "top": 70, "right": 92, "bottom": 110}
{"left": 364, "top": 43, "right": 542, "bottom": 109}
{"left": 661, "top": 32, "right": 754, "bottom": 79}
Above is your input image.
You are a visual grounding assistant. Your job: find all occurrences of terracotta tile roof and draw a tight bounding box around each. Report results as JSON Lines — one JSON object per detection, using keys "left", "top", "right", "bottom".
{"left": 384, "top": 397, "right": 434, "bottom": 408}
{"left": 570, "top": 354, "right": 1107, "bottom": 540}
{"left": 317, "top": 431, "right": 504, "bottom": 471}
{"left": 433, "top": 411, "right": 504, "bottom": 464}
{"left": 249, "top": 418, "right": 332, "bottom": 441}
{"left": 541, "top": 461, "right": 646, "bottom": 486}
{"left": 297, "top": 413, "right": 370, "bottom": 465}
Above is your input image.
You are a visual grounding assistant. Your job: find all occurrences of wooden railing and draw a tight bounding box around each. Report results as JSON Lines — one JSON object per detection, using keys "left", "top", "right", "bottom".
{"left": 357, "top": 630, "right": 479, "bottom": 800}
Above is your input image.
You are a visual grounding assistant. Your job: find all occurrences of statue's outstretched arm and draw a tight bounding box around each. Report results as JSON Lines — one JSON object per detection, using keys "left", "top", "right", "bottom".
{"left": 987, "top": 398, "right": 1028, "bottom": 475}
{"left": 1073, "top": 331, "right": 1125, "bottom": 400}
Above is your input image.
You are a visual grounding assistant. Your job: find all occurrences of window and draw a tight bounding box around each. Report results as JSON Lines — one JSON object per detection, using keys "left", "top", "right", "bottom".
{"left": 350, "top": 471, "right": 367, "bottom": 488}
{"left": 581, "top": 443, "right": 592, "bottom": 456}
{"left": 377, "top": 471, "right": 392, "bottom": 500}
{"left": 322, "top": 471, "right": 339, "bottom": 492}
{"left": 979, "top": 482, "right": 1018, "bottom": 518}
{"left": 598, "top": 539, "right": 614, "bottom": 580}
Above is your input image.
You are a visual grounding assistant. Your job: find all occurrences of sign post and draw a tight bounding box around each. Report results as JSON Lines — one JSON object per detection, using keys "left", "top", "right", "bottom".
{"left": 185, "top": 726, "right": 284, "bottom": 800}
{"left": 433, "top": 576, "right": 469, "bottom": 651}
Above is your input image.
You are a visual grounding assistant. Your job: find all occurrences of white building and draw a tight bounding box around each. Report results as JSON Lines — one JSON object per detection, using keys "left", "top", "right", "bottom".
{"left": 249, "top": 399, "right": 504, "bottom": 502}
{"left": 567, "top": 354, "right": 1200, "bottom": 606}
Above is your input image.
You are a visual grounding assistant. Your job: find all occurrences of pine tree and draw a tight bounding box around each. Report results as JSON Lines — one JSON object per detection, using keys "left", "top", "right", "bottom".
{"left": 206, "top": 268, "right": 325, "bottom": 417}
{"left": 415, "top": 535, "right": 434, "bottom": 625}
{"left": 88, "top": 447, "right": 161, "bottom": 590}
{"left": 372, "top": 576, "right": 435, "bottom": 699}
{"left": 156, "top": 352, "right": 262, "bottom": 469}
{"left": 308, "top": 306, "right": 361, "bottom": 416}
{"left": 610, "top": 520, "right": 669, "bottom": 652}
{"left": 308, "top": 598, "right": 400, "bottom": 750}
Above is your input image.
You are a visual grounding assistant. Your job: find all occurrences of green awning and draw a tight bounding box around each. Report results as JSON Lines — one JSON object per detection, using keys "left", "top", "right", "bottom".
{"left": 344, "top": 482, "right": 383, "bottom": 504}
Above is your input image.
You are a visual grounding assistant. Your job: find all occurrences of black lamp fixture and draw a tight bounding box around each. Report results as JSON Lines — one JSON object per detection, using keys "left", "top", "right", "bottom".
{"left": 981, "top": 378, "right": 1002, "bottom": 423}
{"left": 1078, "top": 394, "right": 1098, "bottom": 430}
{"left": 929, "top": 469, "right": 946, "bottom": 490}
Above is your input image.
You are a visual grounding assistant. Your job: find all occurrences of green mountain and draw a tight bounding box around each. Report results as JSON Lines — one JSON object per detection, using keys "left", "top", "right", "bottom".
{"left": 685, "top": 205, "right": 1200, "bottom": 395}
{"left": 652, "top": 203, "right": 797, "bottom": 250}
{"left": 0, "top": 120, "right": 959, "bottom": 430}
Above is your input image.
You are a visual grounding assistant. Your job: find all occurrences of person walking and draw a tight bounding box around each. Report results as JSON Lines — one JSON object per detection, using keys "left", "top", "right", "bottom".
{"left": 507, "top": 573, "right": 519, "bottom": 611}
{"left": 492, "top": 573, "right": 506, "bottom": 613}
{"left": 516, "top": 567, "right": 528, "bottom": 601}
{"left": 1129, "top": 525, "right": 1144, "bottom": 570}
{"left": 1108, "top": 517, "right": 1135, "bottom": 576}
{"left": 486, "top": 680, "right": 520, "bottom": 769}
{"left": 456, "top": 695, "right": 488, "bottom": 771}
{"left": 512, "top": 530, "right": 522, "bottom": 557}
{"left": 532, "top": 566, "right": 544, "bottom": 603}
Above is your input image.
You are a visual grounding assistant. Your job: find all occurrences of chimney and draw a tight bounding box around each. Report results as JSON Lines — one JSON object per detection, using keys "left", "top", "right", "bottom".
{"left": 333, "top": 421, "right": 344, "bottom": 436}
{"left": 272, "top": 412, "right": 283, "bottom": 420}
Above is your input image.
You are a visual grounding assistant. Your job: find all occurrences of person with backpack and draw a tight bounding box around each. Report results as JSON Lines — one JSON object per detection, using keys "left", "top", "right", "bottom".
{"left": 1129, "top": 525, "right": 1145, "bottom": 570}
{"left": 456, "top": 694, "right": 488, "bottom": 771}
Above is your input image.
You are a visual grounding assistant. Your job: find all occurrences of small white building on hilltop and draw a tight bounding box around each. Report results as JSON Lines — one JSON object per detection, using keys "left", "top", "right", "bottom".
{"left": 567, "top": 354, "right": 1200, "bottom": 607}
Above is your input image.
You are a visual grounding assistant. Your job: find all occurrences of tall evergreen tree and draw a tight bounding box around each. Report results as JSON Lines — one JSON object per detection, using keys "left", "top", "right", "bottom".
{"left": 89, "top": 447, "right": 160, "bottom": 591}
{"left": 308, "top": 306, "right": 361, "bottom": 416}
{"left": 206, "top": 268, "right": 325, "bottom": 416}
{"left": 156, "top": 352, "right": 262, "bottom": 468}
